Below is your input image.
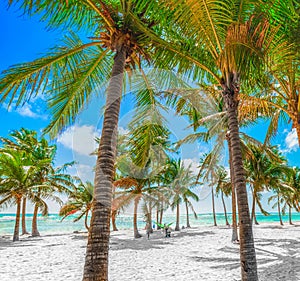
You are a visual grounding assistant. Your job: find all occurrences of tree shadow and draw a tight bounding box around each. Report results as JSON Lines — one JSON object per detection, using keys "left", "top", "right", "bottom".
{"left": 108, "top": 229, "right": 215, "bottom": 251}
{"left": 255, "top": 237, "right": 300, "bottom": 280}
{"left": 188, "top": 236, "right": 300, "bottom": 281}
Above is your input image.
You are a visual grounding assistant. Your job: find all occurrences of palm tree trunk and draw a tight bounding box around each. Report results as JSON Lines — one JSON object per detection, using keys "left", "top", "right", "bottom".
{"left": 253, "top": 212, "right": 259, "bottom": 225}
{"left": 212, "top": 187, "right": 217, "bottom": 226}
{"left": 277, "top": 195, "right": 283, "bottom": 226}
{"left": 83, "top": 46, "right": 127, "bottom": 281}
{"left": 159, "top": 202, "right": 164, "bottom": 227}
{"left": 31, "top": 202, "right": 40, "bottom": 237}
{"left": 294, "top": 121, "right": 300, "bottom": 147}
{"left": 148, "top": 204, "right": 153, "bottom": 233}
{"left": 223, "top": 83, "right": 258, "bottom": 280}
{"left": 289, "top": 205, "right": 293, "bottom": 225}
{"left": 227, "top": 137, "right": 238, "bottom": 242}
{"left": 111, "top": 210, "right": 118, "bottom": 231}
{"left": 133, "top": 197, "right": 142, "bottom": 238}
{"left": 21, "top": 197, "right": 29, "bottom": 235}
{"left": 251, "top": 190, "right": 256, "bottom": 224}
{"left": 85, "top": 211, "right": 90, "bottom": 231}
{"left": 221, "top": 191, "right": 229, "bottom": 226}
{"left": 185, "top": 201, "right": 191, "bottom": 228}
{"left": 13, "top": 197, "right": 22, "bottom": 242}
{"left": 175, "top": 203, "right": 180, "bottom": 231}
{"left": 156, "top": 207, "right": 160, "bottom": 230}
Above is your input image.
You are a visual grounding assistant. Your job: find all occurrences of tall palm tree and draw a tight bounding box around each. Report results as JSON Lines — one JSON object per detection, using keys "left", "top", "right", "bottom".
{"left": 0, "top": 1, "right": 177, "bottom": 279}
{"left": 257, "top": 1, "right": 300, "bottom": 146}
{"left": 166, "top": 83, "right": 272, "bottom": 239}
{"left": 155, "top": 2, "right": 294, "bottom": 279}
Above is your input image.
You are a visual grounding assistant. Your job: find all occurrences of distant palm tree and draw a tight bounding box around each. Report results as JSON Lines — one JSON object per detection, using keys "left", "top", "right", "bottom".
{"left": 60, "top": 181, "right": 94, "bottom": 230}
{"left": 215, "top": 167, "right": 231, "bottom": 226}
{"left": 168, "top": 85, "right": 272, "bottom": 239}
{"left": 165, "top": 159, "right": 198, "bottom": 231}
{"left": 0, "top": 150, "right": 38, "bottom": 241}
{"left": 0, "top": 128, "right": 37, "bottom": 235}
{"left": 1, "top": 128, "right": 75, "bottom": 237}
{"left": 284, "top": 167, "right": 300, "bottom": 224}
{"left": 113, "top": 163, "right": 159, "bottom": 238}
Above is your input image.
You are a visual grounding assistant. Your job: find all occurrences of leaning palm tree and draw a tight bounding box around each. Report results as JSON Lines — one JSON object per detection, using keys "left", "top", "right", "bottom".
{"left": 266, "top": 153, "right": 295, "bottom": 226}
{"left": 0, "top": 1, "right": 177, "bottom": 279}
{"left": 197, "top": 153, "right": 220, "bottom": 227}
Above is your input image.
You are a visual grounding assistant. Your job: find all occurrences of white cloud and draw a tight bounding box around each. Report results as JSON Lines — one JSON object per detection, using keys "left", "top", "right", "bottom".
{"left": 285, "top": 128, "right": 298, "bottom": 152}
{"left": 15, "top": 104, "right": 47, "bottom": 119}
{"left": 2, "top": 97, "right": 47, "bottom": 119}
{"left": 75, "top": 164, "right": 95, "bottom": 182}
{"left": 57, "top": 125, "right": 100, "bottom": 156}
{"left": 182, "top": 158, "right": 200, "bottom": 175}
{"left": 118, "top": 126, "right": 129, "bottom": 135}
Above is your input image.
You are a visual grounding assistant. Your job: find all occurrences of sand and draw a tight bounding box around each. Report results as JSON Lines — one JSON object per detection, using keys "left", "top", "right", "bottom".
{"left": 1, "top": 223, "right": 300, "bottom": 281}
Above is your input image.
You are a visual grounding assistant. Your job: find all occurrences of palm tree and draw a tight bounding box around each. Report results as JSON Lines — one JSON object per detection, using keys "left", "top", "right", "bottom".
{"left": 284, "top": 167, "right": 300, "bottom": 224}
{"left": 166, "top": 82, "right": 272, "bottom": 239}
{"left": 256, "top": 1, "right": 300, "bottom": 146}
{"left": 60, "top": 181, "right": 94, "bottom": 230}
{"left": 215, "top": 167, "right": 231, "bottom": 226}
{"left": 1, "top": 128, "right": 75, "bottom": 237}
{"left": 244, "top": 144, "right": 275, "bottom": 224}
{"left": 165, "top": 159, "right": 198, "bottom": 231}
{"left": 0, "top": 150, "right": 37, "bottom": 241}
{"left": 183, "top": 187, "right": 199, "bottom": 228}
{"left": 0, "top": 1, "right": 176, "bottom": 278}
{"left": 113, "top": 158, "right": 161, "bottom": 238}
{"left": 0, "top": 128, "right": 38, "bottom": 235}
{"left": 197, "top": 153, "right": 220, "bottom": 227}
{"left": 155, "top": 2, "right": 294, "bottom": 278}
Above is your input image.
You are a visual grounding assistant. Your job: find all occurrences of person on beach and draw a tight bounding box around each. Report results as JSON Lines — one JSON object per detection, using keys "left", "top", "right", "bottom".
{"left": 164, "top": 224, "right": 171, "bottom": 238}
{"left": 145, "top": 223, "right": 151, "bottom": 239}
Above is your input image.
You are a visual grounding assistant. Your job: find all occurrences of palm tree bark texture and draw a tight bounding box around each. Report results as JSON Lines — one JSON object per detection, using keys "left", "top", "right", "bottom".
{"left": 226, "top": 133, "right": 239, "bottom": 242}
{"left": 13, "top": 196, "right": 22, "bottom": 242}
{"left": 21, "top": 197, "right": 29, "bottom": 235}
{"left": 83, "top": 45, "right": 127, "bottom": 281}
{"left": 222, "top": 73, "right": 258, "bottom": 281}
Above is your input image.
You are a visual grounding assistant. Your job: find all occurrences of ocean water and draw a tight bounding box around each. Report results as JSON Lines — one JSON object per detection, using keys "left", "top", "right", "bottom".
{"left": 1, "top": 212, "right": 300, "bottom": 236}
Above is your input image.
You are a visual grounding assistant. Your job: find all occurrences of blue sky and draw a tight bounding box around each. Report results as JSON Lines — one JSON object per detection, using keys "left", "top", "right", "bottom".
{"left": 1, "top": 3, "right": 300, "bottom": 215}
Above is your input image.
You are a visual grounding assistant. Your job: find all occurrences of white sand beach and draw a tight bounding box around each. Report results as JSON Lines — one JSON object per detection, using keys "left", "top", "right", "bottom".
{"left": 1, "top": 224, "right": 300, "bottom": 281}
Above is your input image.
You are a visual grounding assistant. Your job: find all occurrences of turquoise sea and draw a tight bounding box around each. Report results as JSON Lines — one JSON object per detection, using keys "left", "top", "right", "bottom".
{"left": 1, "top": 212, "right": 300, "bottom": 236}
